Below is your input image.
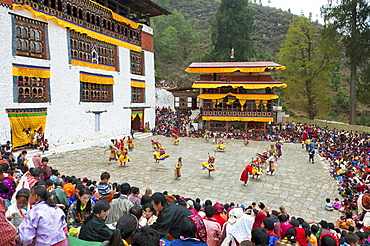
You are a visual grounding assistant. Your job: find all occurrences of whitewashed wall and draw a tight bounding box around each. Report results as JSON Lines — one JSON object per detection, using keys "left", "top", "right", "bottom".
{"left": 155, "top": 88, "right": 174, "bottom": 109}
{"left": 0, "top": 6, "right": 155, "bottom": 146}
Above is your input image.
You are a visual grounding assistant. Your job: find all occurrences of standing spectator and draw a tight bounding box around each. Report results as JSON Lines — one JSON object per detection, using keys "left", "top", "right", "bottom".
{"left": 18, "top": 186, "right": 68, "bottom": 245}
{"left": 16, "top": 150, "right": 27, "bottom": 173}
{"left": 309, "top": 147, "right": 315, "bottom": 164}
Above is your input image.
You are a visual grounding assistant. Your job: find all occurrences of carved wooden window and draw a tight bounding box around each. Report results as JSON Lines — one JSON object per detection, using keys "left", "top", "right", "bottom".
{"left": 131, "top": 51, "right": 144, "bottom": 75}
{"left": 14, "top": 15, "right": 47, "bottom": 59}
{"left": 70, "top": 31, "right": 116, "bottom": 68}
{"left": 131, "top": 87, "right": 145, "bottom": 103}
{"left": 17, "top": 76, "right": 48, "bottom": 103}
{"left": 81, "top": 82, "right": 112, "bottom": 102}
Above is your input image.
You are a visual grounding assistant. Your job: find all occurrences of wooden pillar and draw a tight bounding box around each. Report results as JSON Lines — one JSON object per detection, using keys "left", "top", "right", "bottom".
{"left": 207, "top": 121, "right": 210, "bottom": 130}
{"left": 245, "top": 122, "right": 248, "bottom": 132}
{"left": 225, "top": 121, "right": 229, "bottom": 131}
{"left": 263, "top": 122, "right": 267, "bottom": 133}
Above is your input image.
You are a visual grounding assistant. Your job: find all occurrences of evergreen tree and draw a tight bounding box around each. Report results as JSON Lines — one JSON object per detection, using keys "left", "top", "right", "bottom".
{"left": 209, "top": 0, "right": 255, "bottom": 61}
{"left": 321, "top": 0, "right": 370, "bottom": 125}
{"left": 277, "top": 16, "right": 339, "bottom": 119}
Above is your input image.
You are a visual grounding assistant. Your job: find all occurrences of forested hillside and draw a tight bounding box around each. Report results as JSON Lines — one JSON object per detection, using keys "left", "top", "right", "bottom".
{"left": 151, "top": 0, "right": 370, "bottom": 125}
{"left": 152, "top": 0, "right": 299, "bottom": 86}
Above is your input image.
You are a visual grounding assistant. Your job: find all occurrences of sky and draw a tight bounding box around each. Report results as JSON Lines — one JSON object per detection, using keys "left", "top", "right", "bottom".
{"left": 260, "top": 0, "right": 328, "bottom": 23}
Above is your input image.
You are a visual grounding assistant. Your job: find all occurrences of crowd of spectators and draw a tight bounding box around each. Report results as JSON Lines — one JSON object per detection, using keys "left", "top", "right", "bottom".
{"left": 3, "top": 118, "right": 370, "bottom": 245}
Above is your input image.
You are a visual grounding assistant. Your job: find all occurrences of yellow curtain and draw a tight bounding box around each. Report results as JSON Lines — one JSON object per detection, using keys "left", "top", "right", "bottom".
{"left": 80, "top": 72, "right": 114, "bottom": 85}
{"left": 12, "top": 64, "right": 50, "bottom": 78}
{"left": 71, "top": 59, "right": 116, "bottom": 71}
{"left": 131, "top": 110, "right": 143, "bottom": 120}
{"left": 186, "top": 66, "right": 286, "bottom": 73}
{"left": 130, "top": 79, "right": 146, "bottom": 88}
{"left": 192, "top": 82, "right": 287, "bottom": 89}
{"left": 202, "top": 116, "right": 274, "bottom": 122}
{"left": 7, "top": 109, "right": 47, "bottom": 148}
{"left": 12, "top": 4, "right": 142, "bottom": 52}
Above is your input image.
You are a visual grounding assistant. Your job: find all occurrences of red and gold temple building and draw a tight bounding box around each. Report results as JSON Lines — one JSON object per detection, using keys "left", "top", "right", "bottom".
{"left": 186, "top": 61, "right": 287, "bottom": 132}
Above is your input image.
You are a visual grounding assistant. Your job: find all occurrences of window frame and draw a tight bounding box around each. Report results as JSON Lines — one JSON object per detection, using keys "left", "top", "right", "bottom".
{"left": 81, "top": 82, "right": 113, "bottom": 102}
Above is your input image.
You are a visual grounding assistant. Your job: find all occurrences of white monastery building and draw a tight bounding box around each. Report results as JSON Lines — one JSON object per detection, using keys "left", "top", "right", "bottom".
{"left": 0, "top": 0, "right": 170, "bottom": 148}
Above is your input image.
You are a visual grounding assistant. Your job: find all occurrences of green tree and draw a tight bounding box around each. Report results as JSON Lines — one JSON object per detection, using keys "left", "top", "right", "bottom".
{"left": 321, "top": 0, "right": 370, "bottom": 125}
{"left": 208, "top": 0, "right": 255, "bottom": 61}
{"left": 277, "top": 16, "right": 339, "bottom": 119}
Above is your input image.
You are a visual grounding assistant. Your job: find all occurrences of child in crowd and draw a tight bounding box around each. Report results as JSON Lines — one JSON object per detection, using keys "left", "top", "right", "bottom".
{"left": 98, "top": 172, "right": 115, "bottom": 203}
{"left": 332, "top": 198, "right": 341, "bottom": 210}
{"left": 5, "top": 188, "right": 30, "bottom": 228}
{"left": 325, "top": 198, "right": 334, "bottom": 211}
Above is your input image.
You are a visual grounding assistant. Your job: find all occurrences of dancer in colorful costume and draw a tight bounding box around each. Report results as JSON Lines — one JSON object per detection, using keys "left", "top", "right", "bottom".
{"left": 275, "top": 141, "right": 283, "bottom": 158}
{"left": 251, "top": 159, "right": 263, "bottom": 180}
{"left": 266, "top": 154, "right": 277, "bottom": 175}
{"left": 118, "top": 147, "right": 130, "bottom": 166}
{"left": 174, "top": 157, "right": 183, "bottom": 180}
{"left": 240, "top": 160, "right": 253, "bottom": 186}
{"left": 215, "top": 140, "right": 226, "bottom": 151}
{"left": 173, "top": 134, "right": 180, "bottom": 145}
{"left": 105, "top": 145, "right": 118, "bottom": 164}
{"left": 151, "top": 139, "right": 162, "bottom": 150}
{"left": 153, "top": 147, "right": 170, "bottom": 163}
{"left": 127, "top": 136, "right": 134, "bottom": 151}
{"left": 200, "top": 153, "right": 217, "bottom": 177}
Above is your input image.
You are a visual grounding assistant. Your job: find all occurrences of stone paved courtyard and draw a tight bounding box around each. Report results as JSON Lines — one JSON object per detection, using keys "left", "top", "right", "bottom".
{"left": 45, "top": 135, "right": 341, "bottom": 222}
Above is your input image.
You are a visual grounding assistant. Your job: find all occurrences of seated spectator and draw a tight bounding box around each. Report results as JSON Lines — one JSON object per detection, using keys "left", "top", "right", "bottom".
{"left": 262, "top": 219, "right": 279, "bottom": 246}
{"left": 105, "top": 182, "right": 133, "bottom": 224}
{"left": 63, "top": 176, "right": 75, "bottom": 198}
{"left": 251, "top": 227, "right": 270, "bottom": 246}
{"left": 109, "top": 214, "right": 139, "bottom": 246}
{"left": 203, "top": 205, "right": 221, "bottom": 246}
{"left": 150, "top": 192, "right": 193, "bottom": 239}
{"left": 324, "top": 198, "right": 334, "bottom": 211}
{"left": 275, "top": 223, "right": 299, "bottom": 246}
{"left": 5, "top": 188, "right": 30, "bottom": 228}
{"left": 18, "top": 186, "right": 68, "bottom": 245}
{"left": 51, "top": 178, "right": 69, "bottom": 211}
{"left": 68, "top": 183, "right": 84, "bottom": 206}
{"left": 131, "top": 226, "right": 161, "bottom": 246}
{"left": 167, "top": 217, "right": 208, "bottom": 245}
{"left": 79, "top": 200, "right": 113, "bottom": 242}
{"left": 0, "top": 179, "right": 16, "bottom": 206}
{"left": 67, "top": 187, "right": 95, "bottom": 230}
{"left": 143, "top": 202, "right": 158, "bottom": 226}
{"left": 0, "top": 197, "right": 17, "bottom": 245}
{"left": 332, "top": 198, "right": 341, "bottom": 210}
{"left": 98, "top": 172, "right": 115, "bottom": 203}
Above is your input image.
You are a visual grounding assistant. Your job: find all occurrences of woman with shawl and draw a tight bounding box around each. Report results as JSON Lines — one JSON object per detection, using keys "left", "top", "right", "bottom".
{"left": 220, "top": 207, "right": 244, "bottom": 246}
{"left": 228, "top": 209, "right": 257, "bottom": 244}
{"left": 0, "top": 179, "right": 16, "bottom": 206}
{"left": 275, "top": 222, "right": 299, "bottom": 246}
